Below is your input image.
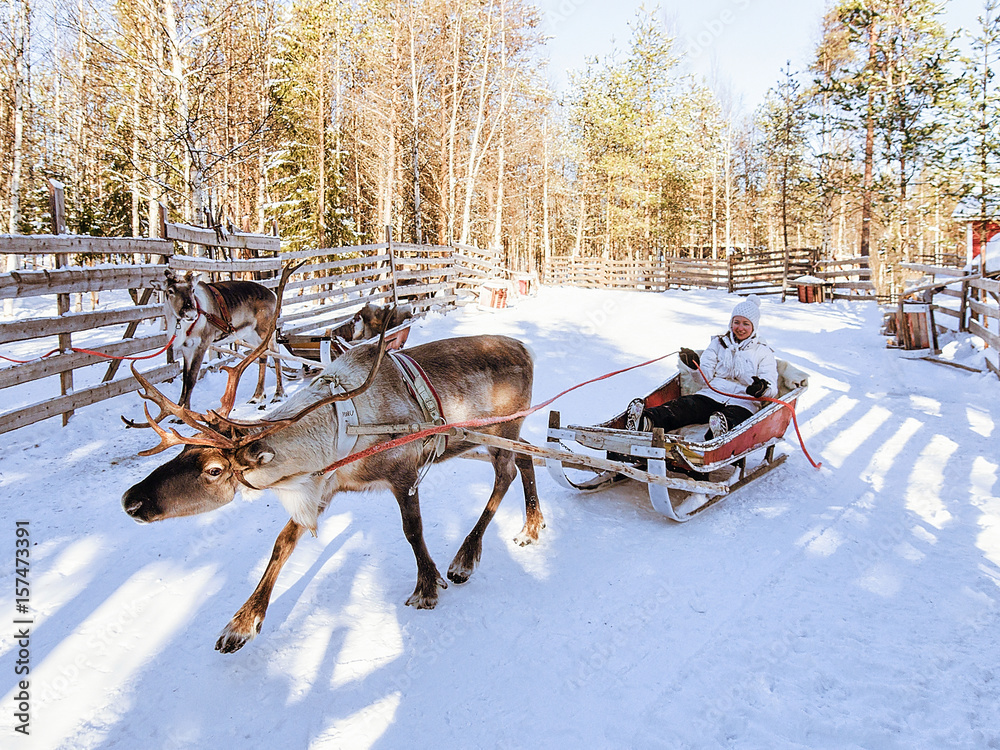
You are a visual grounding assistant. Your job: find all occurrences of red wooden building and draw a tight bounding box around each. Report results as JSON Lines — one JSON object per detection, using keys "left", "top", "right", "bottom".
{"left": 954, "top": 199, "right": 1000, "bottom": 274}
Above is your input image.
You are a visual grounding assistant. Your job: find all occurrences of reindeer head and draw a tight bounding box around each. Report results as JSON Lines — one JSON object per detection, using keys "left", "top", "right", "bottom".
{"left": 121, "top": 300, "right": 390, "bottom": 524}
{"left": 159, "top": 269, "right": 201, "bottom": 325}
{"left": 122, "top": 444, "right": 243, "bottom": 522}
{"left": 357, "top": 303, "right": 384, "bottom": 340}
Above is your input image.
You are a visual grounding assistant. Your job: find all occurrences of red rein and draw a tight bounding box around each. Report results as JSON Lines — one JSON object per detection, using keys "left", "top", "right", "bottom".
{"left": 319, "top": 351, "right": 680, "bottom": 475}
{"left": 320, "top": 350, "right": 822, "bottom": 475}
{"left": 1, "top": 335, "right": 176, "bottom": 365}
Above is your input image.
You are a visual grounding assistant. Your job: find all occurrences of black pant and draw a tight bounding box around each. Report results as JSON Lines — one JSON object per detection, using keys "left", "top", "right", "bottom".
{"left": 643, "top": 394, "right": 752, "bottom": 434}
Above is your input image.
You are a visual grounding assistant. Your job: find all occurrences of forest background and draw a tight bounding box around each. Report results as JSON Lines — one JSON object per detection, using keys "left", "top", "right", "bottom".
{"left": 2, "top": 0, "right": 999, "bottom": 283}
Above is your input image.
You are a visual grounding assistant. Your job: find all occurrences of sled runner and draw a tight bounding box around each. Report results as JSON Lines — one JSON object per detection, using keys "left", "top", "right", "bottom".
{"left": 543, "top": 359, "right": 809, "bottom": 522}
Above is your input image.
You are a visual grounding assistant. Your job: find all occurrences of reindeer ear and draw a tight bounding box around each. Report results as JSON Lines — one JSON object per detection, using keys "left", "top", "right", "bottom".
{"left": 241, "top": 442, "right": 275, "bottom": 468}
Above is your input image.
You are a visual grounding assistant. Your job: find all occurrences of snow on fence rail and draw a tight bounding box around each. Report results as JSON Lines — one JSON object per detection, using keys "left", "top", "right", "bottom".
{"left": 0, "top": 216, "right": 509, "bottom": 434}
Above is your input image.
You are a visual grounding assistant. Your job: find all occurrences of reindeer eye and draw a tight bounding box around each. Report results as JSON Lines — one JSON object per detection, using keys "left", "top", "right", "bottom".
{"left": 205, "top": 466, "right": 225, "bottom": 478}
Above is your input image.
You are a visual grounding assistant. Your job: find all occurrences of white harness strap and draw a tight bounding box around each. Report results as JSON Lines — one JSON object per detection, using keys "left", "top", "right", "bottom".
{"left": 312, "top": 354, "right": 442, "bottom": 493}
{"left": 310, "top": 371, "right": 361, "bottom": 463}
{"left": 334, "top": 397, "right": 360, "bottom": 462}
{"left": 388, "top": 350, "right": 447, "bottom": 494}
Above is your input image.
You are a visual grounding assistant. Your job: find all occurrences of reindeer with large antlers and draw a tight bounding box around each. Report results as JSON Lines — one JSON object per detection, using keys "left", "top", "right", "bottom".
{"left": 121, "top": 291, "right": 545, "bottom": 653}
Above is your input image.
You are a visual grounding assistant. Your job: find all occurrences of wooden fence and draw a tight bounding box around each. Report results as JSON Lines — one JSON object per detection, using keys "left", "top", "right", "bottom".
{"left": 0, "top": 206, "right": 508, "bottom": 435}
{"left": 542, "top": 248, "right": 822, "bottom": 296}
{"left": 894, "top": 262, "right": 1000, "bottom": 378}
{"left": 813, "top": 257, "right": 875, "bottom": 300}
{"left": 5, "top": 202, "right": 991, "bottom": 435}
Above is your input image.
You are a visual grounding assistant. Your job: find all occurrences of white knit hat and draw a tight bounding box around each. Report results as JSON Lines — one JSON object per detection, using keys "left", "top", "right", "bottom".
{"left": 730, "top": 294, "right": 761, "bottom": 331}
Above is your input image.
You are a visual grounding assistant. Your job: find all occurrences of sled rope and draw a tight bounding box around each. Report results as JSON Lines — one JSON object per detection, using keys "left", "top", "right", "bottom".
{"left": 1, "top": 334, "right": 176, "bottom": 364}
{"left": 317, "top": 351, "right": 680, "bottom": 475}
{"left": 694, "top": 362, "right": 822, "bottom": 469}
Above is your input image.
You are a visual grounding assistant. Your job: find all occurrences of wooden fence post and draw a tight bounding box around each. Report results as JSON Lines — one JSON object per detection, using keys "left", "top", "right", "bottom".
{"left": 386, "top": 224, "right": 399, "bottom": 307}
{"left": 959, "top": 279, "right": 969, "bottom": 333}
{"left": 48, "top": 179, "right": 74, "bottom": 425}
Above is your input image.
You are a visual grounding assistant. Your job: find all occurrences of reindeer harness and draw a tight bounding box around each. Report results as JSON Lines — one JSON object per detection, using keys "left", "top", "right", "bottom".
{"left": 198, "top": 284, "right": 237, "bottom": 335}
{"left": 332, "top": 350, "right": 447, "bottom": 495}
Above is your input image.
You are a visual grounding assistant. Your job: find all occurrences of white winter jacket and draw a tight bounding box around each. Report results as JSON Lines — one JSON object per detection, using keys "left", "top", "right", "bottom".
{"left": 694, "top": 331, "right": 779, "bottom": 413}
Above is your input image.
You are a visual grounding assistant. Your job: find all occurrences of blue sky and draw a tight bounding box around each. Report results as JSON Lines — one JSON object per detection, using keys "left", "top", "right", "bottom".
{"left": 534, "top": 0, "right": 988, "bottom": 113}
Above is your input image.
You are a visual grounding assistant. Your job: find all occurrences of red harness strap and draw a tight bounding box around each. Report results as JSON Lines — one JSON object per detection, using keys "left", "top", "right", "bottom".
{"left": 200, "top": 284, "right": 236, "bottom": 335}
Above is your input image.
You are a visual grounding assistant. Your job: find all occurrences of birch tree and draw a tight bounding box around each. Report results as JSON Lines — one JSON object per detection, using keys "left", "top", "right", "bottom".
{"left": 963, "top": 0, "right": 1000, "bottom": 253}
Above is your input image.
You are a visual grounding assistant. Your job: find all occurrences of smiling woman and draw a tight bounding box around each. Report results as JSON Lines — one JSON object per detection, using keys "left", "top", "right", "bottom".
{"left": 623, "top": 294, "right": 779, "bottom": 439}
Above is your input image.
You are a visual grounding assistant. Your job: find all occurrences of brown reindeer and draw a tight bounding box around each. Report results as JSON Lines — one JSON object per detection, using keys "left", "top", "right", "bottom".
{"left": 121, "top": 327, "right": 545, "bottom": 654}
{"left": 356, "top": 301, "right": 413, "bottom": 340}
{"left": 156, "top": 269, "right": 284, "bottom": 411}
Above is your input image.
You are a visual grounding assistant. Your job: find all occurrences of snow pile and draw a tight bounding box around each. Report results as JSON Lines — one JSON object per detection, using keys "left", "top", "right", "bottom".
{"left": 1, "top": 286, "right": 999, "bottom": 749}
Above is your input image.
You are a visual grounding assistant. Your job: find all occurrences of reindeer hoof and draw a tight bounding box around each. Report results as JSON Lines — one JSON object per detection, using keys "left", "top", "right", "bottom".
{"left": 447, "top": 562, "right": 473, "bottom": 584}
{"left": 513, "top": 523, "right": 545, "bottom": 547}
{"left": 448, "top": 540, "right": 481, "bottom": 584}
{"left": 215, "top": 617, "right": 261, "bottom": 654}
{"left": 405, "top": 575, "right": 447, "bottom": 608}
{"left": 405, "top": 592, "right": 438, "bottom": 609}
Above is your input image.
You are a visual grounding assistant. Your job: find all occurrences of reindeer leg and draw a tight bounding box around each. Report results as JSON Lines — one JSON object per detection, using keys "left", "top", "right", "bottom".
{"left": 251, "top": 352, "right": 268, "bottom": 406}
{"left": 215, "top": 518, "right": 306, "bottom": 653}
{"left": 270, "top": 332, "right": 285, "bottom": 403}
{"left": 177, "top": 344, "right": 207, "bottom": 414}
{"left": 512, "top": 445, "right": 546, "bottom": 547}
{"left": 448, "top": 446, "right": 518, "bottom": 585}
{"left": 390, "top": 475, "right": 447, "bottom": 609}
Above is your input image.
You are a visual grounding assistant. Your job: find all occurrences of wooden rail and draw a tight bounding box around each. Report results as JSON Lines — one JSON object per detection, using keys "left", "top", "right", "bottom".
{"left": 0, "top": 210, "right": 513, "bottom": 434}
{"left": 543, "top": 248, "right": 823, "bottom": 296}
{"left": 893, "top": 263, "right": 1000, "bottom": 378}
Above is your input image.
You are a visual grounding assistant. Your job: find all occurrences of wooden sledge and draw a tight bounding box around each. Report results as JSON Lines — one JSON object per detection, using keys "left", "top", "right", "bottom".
{"left": 543, "top": 359, "right": 809, "bottom": 522}
{"left": 277, "top": 321, "right": 412, "bottom": 365}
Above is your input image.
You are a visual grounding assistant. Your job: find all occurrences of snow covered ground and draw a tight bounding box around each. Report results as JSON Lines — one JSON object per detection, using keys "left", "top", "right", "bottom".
{"left": 1, "top": 285, "right": 999, "bottom": 749}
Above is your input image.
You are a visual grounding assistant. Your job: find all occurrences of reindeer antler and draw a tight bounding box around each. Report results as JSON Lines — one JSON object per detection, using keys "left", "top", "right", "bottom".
{"left": 129, "top": 364, "right": 238, "bottom": 456}
{"left": 207, "top": 311, "right": 393, "bottom": 446}
{"left": 216, "top": 260, "right": 304, "bottom": 418}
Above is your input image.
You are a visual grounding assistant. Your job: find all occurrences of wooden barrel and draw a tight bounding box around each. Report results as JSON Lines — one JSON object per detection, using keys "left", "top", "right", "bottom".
{"left": 896, "top": 303, "right": 932, "bottom": 350}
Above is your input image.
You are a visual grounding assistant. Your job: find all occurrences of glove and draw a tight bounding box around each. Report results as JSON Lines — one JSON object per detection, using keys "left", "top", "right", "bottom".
{"left": 746, "top": 377, "right": 769, "bottom": 399}
{"left": 679, "top": 348, "right": 700, "bottom": 369}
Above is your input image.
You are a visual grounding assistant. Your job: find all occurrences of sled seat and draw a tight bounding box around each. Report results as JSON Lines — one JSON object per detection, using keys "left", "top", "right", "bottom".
{"left": 669, "top": 358, "right": 810, "bottom": 440}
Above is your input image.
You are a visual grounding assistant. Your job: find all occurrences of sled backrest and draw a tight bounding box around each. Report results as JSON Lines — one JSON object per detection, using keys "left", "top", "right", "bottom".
{"left": 776, "top": 359, "right": 808, "bottom": 396}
